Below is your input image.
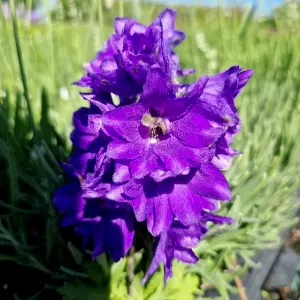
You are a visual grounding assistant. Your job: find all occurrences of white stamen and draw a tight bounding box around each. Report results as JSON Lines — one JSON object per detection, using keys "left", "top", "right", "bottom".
{"left": 181, "top": 168, "right": 190, "bottom": 175}
{"left": 150, "top": 137, "right": 158, "bottom": 144}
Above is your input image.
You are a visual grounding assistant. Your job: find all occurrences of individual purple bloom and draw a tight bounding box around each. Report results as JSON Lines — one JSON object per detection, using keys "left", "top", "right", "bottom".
{"left": 53, "top": 174, "right": 85, "bottom": 227}
{"left": 75, "top": 200, "right": 135, "bottom": 261}
{"left": 108, "top": 164, "right": 231, "bottom": 236}
{"left": 53, "top": 165, "right": 135, "bottom": 261}
{"left": 142, "top": 212, "right": 233, "bottom": 284}
{"left": 198, "top": 66, "right": 253, "bottom": 130}
{"left": 178, "top": 66, "right": 253, "bottom": 169}
{"left": 75, "top": 9, "right": 189, "bottom": 102}
{"left": 205, "top": 67, "right": 253, "bottom": 169}
{"left": 158, "top": 9, "right": 194, "bottom": 79}
{"left": 102, "top": 67, "right": 225, "bottom": 179}
{"left": 69, "top": 93, "right": 113, "bottom": 176}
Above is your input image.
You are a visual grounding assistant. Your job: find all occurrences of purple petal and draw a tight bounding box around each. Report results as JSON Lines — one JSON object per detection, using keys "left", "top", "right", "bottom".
{"left": 132, "top": 196, "right": 147, "bottom": 222}
{"left": 236, "top": 69, "right": 254, "bottom": 97}
{"left": 123, "top": 180, "right": 144, "bottom": 199}
{"left": 188, "top": 163, "right": 232, "bottom": 200}
{"left": 153, "top": 136, "right": 215, "bottom": 175}
{"left": 212, "top": 154, "right": 234, "bottom": 170}
{"left": 205, "top": 66, "right": 240, "bottom": 97}
{"left": 92, "top": 224, "right": 105, "bottom": 258}
{"left": 147, "top": 194, "right": 173, "bottom": 236}
{"left": 70, "top": 130, "right": 97, "bottom": 151}
{"left": 172, "top": 107, "right": 224, "bottom": 148}
{"left": 174, "top": 248, "right": 198, "bottom": 264}
{"left": 142, "top": 233, "right": 169, "bottom": 285}
{"left": 113, "top": 163, "right": 131, "bottom": 183}
{"left": 69, "top": 150, "right": 95, "bottom": 176}
{"left": 168, "top": 184, "right": 203, "bottom": 226}
{"left": 114, "top": 17, "right": 130, "bottom": 34}
{"left": 159, "top": 9, "right": 176, "bottom": 31}
{"left": 130, "top": 149, "right": 164, "bottom": 179}
{"left": 102, "top": 103, "right": 145, "bottom": 142}
{"left": 140, "top": 67, "right": 172, "bottom": 110}
{"left": 80, "top": 92, "right": 113, "bottom": 113}
{"left": 88, "top": 115, "right": 103, "bottom": 134}
{"left": 201, "top": 211, "right": 234, "bottom": 225}
{"left": 53, "top": 181, "right": 81, "bottom": 212}
{"left": 107, "top": 213, "right": 135, "bottom": 261}
{"left": 106, "top": 139, "right": 147, "bottom": 160}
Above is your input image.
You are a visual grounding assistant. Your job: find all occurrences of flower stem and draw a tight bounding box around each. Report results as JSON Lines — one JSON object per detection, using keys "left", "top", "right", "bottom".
{"left": 128, "top": 246, "right": 135, "bottom": 297}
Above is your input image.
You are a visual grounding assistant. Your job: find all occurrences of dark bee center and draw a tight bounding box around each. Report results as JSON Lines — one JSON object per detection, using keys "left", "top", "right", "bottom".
{"left": 141, "top": 113, "right": 169, "bottom": 143}
{"left": 151, "top": 126, "right": 164, "bottom": 139}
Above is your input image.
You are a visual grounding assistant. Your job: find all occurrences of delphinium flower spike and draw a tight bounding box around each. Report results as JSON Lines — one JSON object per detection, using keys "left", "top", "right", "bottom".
{"left": 54, "top": 8, "right": 253, "bottom": 284}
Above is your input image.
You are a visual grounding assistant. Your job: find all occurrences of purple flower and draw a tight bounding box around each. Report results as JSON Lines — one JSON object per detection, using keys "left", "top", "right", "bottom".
{"left": 69, "top": 92, "right": 113, "bottom": 176}
{"left": 102, "top": 67, "right": 224, "bottom": 179}
{"left": 108, "top": 164, "right": 231, "bottom": 236}
{"left": 142, "top": 212, "right": 233, "bottom": 284}
{"left": 179, "top": 66, "right": 253, "bottom": 170}
{"left": 54, "top": 8, "right": 253, "bottom": 285}
{"left": 75, "top": 9, "right": 188, "bottom": 102}
{"left": 197, "top": 66, "right": 253, "bottom": 130}
{"left": 54, "top": 165, "right": 135, "bottom": 261}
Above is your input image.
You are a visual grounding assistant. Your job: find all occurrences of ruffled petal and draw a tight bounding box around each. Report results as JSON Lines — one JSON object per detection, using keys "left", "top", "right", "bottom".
{"left": 168, "top": 184, "right": 203, "bottom": 226}
{"left": 153, "top": 136, "right": 215, "bottom": 175}
{"left": 188, "top": 163, "right": 232, "bottom": 200}
{"left": 106, "top": 139, "right": 147, "bottom": 160}
{"left": 102, "top": 103, "right": 145, "bottom": 142}
{"left": 172, "top": 106, "right": 224, "bottom": 148}
{"left": 146, "top": 194, "right": 173, "bottom": 236}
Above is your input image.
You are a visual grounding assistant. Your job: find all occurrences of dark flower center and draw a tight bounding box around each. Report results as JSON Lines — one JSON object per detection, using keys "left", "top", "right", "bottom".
{"left": 141, "top": 113, "right": 170, "bottom": 143}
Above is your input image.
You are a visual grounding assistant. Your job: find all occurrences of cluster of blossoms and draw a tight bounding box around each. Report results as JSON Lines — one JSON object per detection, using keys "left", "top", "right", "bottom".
{"left": 54, "top": 9, "right": 253, "bottom": 284}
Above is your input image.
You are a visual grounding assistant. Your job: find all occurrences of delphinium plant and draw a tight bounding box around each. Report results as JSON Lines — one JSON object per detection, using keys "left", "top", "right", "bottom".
{"left": 2, "top": 1, "right": 300, "bottom": 299}
{"left": 54, "top": 7, "right": 253, "bottom": 289}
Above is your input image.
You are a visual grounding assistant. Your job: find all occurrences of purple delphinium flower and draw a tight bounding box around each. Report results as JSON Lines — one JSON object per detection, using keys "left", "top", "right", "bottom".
{"left": 107, "top": 164, "right": 231, "bottom": 236}
{"left": 54, "top": 164, "right": 135, "bottom": 261}
{"left": 102, "top": 67, "right": 224, "bottom": 180}
{"left": 75, "top": 9, "right": 189, "bottom": 103}
{"left": 68, "top": 92, "right": 114, "bottom": 176}
{"left": 197, "top": 66, "right": 253, "bottom": 169}
{"left": 142, "top": 212, "right": 233, "bottom": 284}
{"left": 54, "top": 8, "right": 253, "bottom": 285}
{"left": 178, "top": 66, "right": 253, "bottom": 170}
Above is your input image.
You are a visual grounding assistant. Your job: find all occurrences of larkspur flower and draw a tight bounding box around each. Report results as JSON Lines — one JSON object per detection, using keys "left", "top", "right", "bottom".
{"left": 195, "top": 66, "right": 253, "bottom": 169}
{"left": 54, "top": 164, "right": 135, "bottom": 261}
{"left": 102, "top": 67, "right": 224, "bottom": 179}
{"left": 75, "top": 9, "right": 190, "bottom": 104}
{"left": 142, "top": 212, "right": 233, "bottom": 284}
{"left": 54, "top": 8, "right": 253, "bottom": 285}
{"left": 69, "top": 92, "right": 113, "bottom": 176}
{"left": 107, "top": 164, "right": 231, "bottom": 236}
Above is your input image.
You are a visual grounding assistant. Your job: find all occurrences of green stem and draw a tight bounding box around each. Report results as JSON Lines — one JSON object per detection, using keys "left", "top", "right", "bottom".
{"left": 9, "top": 0, "right": 36, "bottom": 135}
{"left": 118, "top": 0, "right": 124, "bottom": 17}
{"left": 128, "top": 246, "right": 135, "bottom": 297}
{"left": 98, "top": 0, "right": 104, "bottom": 46}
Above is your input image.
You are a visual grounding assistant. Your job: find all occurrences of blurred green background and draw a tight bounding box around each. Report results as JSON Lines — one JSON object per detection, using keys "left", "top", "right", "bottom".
{"left": 1, "top": 0, "right": 300, "bottom": 299}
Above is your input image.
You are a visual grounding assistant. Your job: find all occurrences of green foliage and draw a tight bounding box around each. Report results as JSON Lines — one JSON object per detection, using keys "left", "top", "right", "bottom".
{"left": 58, "top": 253, "right": 200, "bottom": 300}
{"left": 1, "top": 0, "right": 300, "bottom": 299}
